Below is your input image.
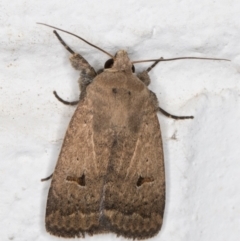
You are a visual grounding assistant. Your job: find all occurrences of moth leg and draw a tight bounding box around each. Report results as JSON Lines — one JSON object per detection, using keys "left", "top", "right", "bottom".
{"left": 146, "top": 57, "right": 164, "bottom": 72}
{"left": 41, "top": 173, "right": 53, "bottom": 182}
{"left": 70, "top": 54, "right": 97, "bottom": 93}
{"left": 137, "top": 71, "right": 151, "bottom": 86}
{"left": 150, "top": 91, "right": 194, "bottom": 120}
{"left": 159, "top": 107, "right": 194, "bottom": 120}
{"left": 53, "top": 30, "right": 97, "bottom": 93}
{"left": 53, "top": 91, "right": 79, "bottom": 106}
{"left": 137, "top": 57, "right": 164, "bottom": 86}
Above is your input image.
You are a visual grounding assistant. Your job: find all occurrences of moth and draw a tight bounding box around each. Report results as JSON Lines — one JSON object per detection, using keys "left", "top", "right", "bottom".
{"left": 39, "top": 23, "right": 229, "bottom": 239}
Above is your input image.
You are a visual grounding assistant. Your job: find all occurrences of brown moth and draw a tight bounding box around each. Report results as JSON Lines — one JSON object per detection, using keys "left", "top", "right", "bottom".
{"left": 38, "top": 23, "right": 229, "bottom": 239}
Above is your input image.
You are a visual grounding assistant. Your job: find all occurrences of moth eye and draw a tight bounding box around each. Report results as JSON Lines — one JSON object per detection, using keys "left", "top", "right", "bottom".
{"left": 104, "top": 59, "right": 114, "bottom": 69}
{"left": 104, "top": 59, "right": 135, "bottom": 73}
{"left": 132, "top": 65, "right": 135, "bottom": 73}
{"left": 136, "top": 176, "right": 154, "bottom": 187}
{"left": 66, "top": 173, "right": 86, "bottom": 186}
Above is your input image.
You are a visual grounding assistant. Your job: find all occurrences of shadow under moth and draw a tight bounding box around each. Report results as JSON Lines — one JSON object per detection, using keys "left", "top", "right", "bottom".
{"left": 38, "top": 23, "right": 230, "bottom": 239}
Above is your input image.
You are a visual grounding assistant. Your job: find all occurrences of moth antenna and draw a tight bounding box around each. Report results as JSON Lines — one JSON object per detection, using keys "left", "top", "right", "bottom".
{"left": 146, "top": 57, "right": 164, "bottom": 72}
{"left": 133, "top": 56, "right": 230, "bottom": 72}
{"left": 37, "top": 22, "right": 114, "bottom": 58}
{"left": 132, "top": 56, "right": 230, "bottom": 64}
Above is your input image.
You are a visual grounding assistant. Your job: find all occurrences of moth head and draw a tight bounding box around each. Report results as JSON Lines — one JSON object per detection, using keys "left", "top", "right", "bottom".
{"left": 104, "top": 50, "right": 135, "bottom": 73}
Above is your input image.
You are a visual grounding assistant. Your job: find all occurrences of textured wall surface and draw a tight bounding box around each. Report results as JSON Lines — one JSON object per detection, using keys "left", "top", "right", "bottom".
{"left": 1, "top": 1, "right": 240, "bottom": 240}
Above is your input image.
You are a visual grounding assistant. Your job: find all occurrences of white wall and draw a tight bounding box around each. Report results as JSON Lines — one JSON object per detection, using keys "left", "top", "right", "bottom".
{"left": 1, "top": 1, "right": 240, "bottom": 241}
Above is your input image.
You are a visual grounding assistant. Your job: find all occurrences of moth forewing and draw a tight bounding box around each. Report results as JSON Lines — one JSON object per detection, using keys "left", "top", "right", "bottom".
{"left": 45, "top": 49, "right": 165, "bottom": 239}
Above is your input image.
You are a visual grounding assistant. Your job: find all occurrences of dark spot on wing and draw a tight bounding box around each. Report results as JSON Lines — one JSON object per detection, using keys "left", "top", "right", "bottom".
{"left": 112, "top": 88, "right": 117, "bottom": 93}
{"left": 66, "top": 173, "right": 86, "bottom": 186}
{"left": 137, "top": 176, "right": 154, "bottom": 187}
